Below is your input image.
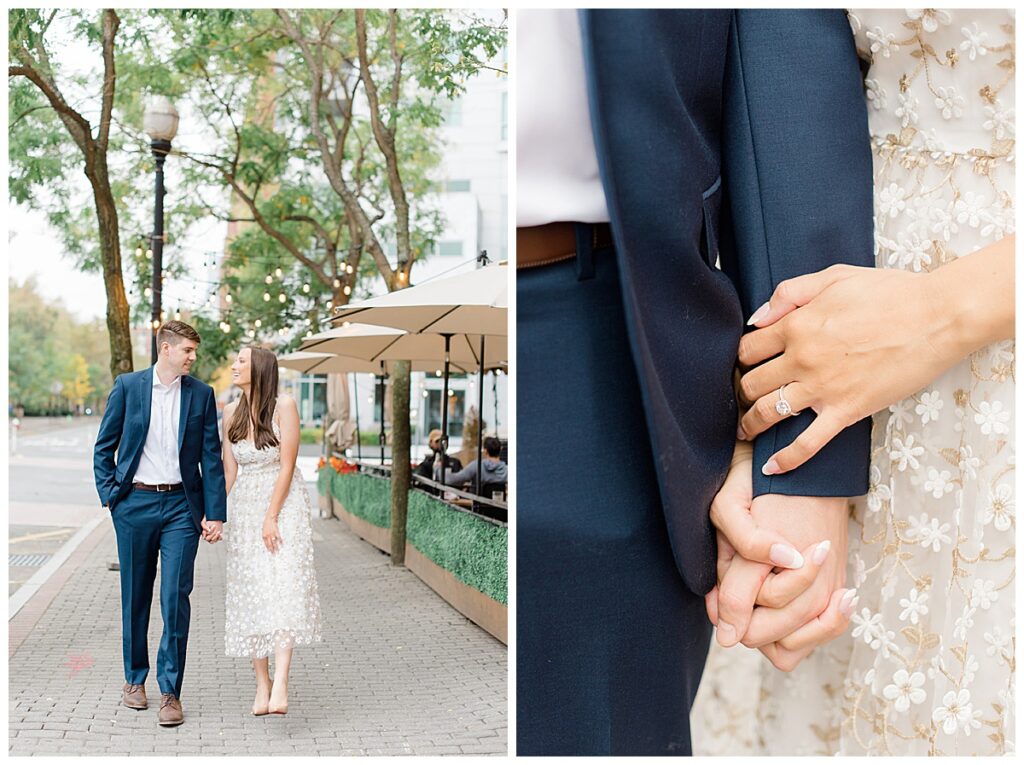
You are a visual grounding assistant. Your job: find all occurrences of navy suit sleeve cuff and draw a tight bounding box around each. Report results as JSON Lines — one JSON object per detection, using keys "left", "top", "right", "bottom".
{"left": 752, "top": 412, "right": 872, "bottom": 498}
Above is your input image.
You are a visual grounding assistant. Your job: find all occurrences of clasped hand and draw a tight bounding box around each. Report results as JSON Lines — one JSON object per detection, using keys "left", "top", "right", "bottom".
{"left": 706, "top": 441, "right": 857, "bottom": 671}
{"left": 201, "top": 519, "right": 223, "bottom": 544}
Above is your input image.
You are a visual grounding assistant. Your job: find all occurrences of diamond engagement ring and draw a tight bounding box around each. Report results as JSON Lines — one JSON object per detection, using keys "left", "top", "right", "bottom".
{"left": 776, "top": 384, "right": 796, "bottom": 416}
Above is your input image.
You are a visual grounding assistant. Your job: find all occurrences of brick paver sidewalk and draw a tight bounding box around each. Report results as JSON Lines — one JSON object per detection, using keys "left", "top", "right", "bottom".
{"left": 9, "top": 513, "right": 507, "bottom": 756}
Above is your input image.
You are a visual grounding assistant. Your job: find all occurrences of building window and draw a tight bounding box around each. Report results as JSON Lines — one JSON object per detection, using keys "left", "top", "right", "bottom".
{"left": 444, "top": 179, "right": 471, "bottom": 193}
{"left": 298, "top": 374, "right": 327, "bottom": 425}
{"left": 426, "top": 388, "right": 466, "bottom": 434}
{"left": 438, "top": 240, "right": 463, "bottom": 257}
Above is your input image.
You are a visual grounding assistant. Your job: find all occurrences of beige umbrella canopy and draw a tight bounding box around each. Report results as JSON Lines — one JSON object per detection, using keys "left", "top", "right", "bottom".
{"left": 278, "top": 351, "right": 472, "bottom": 375}
{"left": 327, "top": 262, "right": 508, "bottom": 336}
{"left": 298, "top": 322, "right": 507, "bottom": 370}
{"left": 323, "top": 265, "right": 508, "bottom": 494}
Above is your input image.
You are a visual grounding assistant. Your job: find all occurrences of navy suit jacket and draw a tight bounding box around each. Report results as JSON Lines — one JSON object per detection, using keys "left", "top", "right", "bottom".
{"left": 93, "top": 367, "right": 227, "bottom": 533}
{"left": 579, "top": 9, "right": 873, "bottom": 595}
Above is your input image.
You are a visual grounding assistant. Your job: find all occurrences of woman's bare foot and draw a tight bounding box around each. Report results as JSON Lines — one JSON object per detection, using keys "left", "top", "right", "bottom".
{"left": 252, "top": 682, "right": 272, "bottom": 716}
{"left": 268, "top": 682, "right": 288, "bottom": 715}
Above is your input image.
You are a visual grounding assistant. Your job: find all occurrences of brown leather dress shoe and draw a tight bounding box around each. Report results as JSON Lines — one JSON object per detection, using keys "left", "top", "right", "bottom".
{"left": 158, "top": 693, "right": 184, "bottom": 726}
{"left": 122, "top": 683, "right": 147, "bottom": 710}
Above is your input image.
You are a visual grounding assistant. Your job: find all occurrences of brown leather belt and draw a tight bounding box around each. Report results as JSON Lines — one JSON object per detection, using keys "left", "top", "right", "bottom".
{"left": 516, "top": 222, "right": 614, "bottom": 269}
{"left": 133, "top": 482, "right": 184, "bottom": 492}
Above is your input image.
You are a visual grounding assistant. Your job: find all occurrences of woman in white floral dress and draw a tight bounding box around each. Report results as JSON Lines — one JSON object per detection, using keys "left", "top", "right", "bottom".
{"left": 222, "top": 347, "right": 322, "bottom": 716}
{"left": 693, "top": 8, "right": 1014, "bottom": 756}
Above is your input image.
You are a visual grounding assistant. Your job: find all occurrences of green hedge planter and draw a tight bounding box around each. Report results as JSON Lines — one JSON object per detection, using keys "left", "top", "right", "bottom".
{"left": 331, "top": 471, "right": 391, "bottom": 529}
{"left": 319, "top": 468, "right": 507, "bottom": 605}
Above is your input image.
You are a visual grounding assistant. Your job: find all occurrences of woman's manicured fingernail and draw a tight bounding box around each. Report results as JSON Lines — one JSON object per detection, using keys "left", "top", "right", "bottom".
{"left": 717, "top": 621, "right": 736, "bottom": 646}
{"left": 747, "top": 301, "right": 770, "bottom": 326}
{"left": 762, "top": 458, "right": 781, "bottom": 476}
{"left": 769, "top": 543, "right": 804, "bottom": 569}
{"left": 840, "top": 588, "right": 858, "bottom": 617}
{"left": 812, "top": 540, "right": 831, "bottom": 566}
{"left": 737, "top": 424, "right": 747, "bottom": 440}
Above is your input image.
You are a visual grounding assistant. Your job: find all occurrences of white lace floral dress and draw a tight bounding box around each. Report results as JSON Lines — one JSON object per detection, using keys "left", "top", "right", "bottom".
{"left": 224, "top": 403, "right": 323, "bottom": 658}
{"left": 693, "top": 9, "right": 1015, "bottom": 756}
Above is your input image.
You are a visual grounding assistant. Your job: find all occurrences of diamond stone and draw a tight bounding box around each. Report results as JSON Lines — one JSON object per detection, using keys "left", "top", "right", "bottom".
{"left": 776, "top": 399, "right": 792, "bottom": 416}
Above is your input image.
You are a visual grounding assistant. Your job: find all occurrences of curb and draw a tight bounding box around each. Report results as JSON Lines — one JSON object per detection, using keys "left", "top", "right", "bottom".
{"left": 8, "top": 513, "right": 108, "bottom": 621}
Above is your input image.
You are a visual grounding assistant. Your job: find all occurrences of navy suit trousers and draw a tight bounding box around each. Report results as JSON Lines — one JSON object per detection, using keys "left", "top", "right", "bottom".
{"left": 111, "top": 488, "right": 200, "bottom": 698}
{"left": 517, "top": 240, "right": 712, "bottom": 755}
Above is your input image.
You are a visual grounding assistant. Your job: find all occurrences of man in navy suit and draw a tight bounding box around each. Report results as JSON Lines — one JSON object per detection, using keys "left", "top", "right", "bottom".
{"left": 517, "top": 9, "right": 873, "bottom": 755}
{"left": 93, "top": 321, "right": 226, "bottom": 726}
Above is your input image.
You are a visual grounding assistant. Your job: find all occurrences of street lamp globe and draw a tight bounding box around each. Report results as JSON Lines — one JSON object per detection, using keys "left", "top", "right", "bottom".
{"left": 143, "top": 95, "right": 179, "bottom": 143}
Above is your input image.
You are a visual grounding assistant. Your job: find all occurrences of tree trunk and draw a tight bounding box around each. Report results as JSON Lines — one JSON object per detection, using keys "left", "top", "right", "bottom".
{"left": 389, "top": 359, "right": 411, "bottom": 566}
{"left": 90, "top": 162, "right": 133, "bottom": 380}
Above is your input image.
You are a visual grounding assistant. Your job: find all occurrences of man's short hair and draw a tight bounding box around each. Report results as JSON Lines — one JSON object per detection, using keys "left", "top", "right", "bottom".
{"left": 427, "top": 429, "right": 443, "bottom": 445}
{"left": 157, "top": 320, "right": 201, "bottom": 348}
{"left": 484, "top": 436, "right": 502, "bottom": 458}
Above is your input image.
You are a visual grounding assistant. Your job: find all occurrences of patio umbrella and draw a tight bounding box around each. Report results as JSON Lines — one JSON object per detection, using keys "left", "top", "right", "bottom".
{"left": 325, "top": 264, "right": 509, "bottom": 495}
{"left": 280, "top": 350, "right": 469, "bottom": 465}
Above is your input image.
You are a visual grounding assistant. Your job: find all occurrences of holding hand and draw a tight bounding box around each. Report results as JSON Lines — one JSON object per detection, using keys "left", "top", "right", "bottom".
{"left": 202, "top": 519, "right": 223, "bottom": 544}
{"left": 262, "top": 515, "right": 283, "bottom": 554}
{"left": 707, "top": 441, "right": 856, "bottom": 671}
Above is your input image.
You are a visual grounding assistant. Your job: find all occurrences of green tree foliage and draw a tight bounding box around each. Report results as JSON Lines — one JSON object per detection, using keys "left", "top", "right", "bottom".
{"left": 9, "top": 278, "right": 111, "bottom": 414}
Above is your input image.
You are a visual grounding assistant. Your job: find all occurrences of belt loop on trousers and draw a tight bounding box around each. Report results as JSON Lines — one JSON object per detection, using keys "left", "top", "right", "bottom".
{"left": 574, "top": 223, "right": 596, "bottom": 282}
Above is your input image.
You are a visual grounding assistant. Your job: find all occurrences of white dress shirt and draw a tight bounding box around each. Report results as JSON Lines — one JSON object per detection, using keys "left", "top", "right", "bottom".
{"left": 133, "top": 367, "right": 183, "bottom": 484}
{"left": 516, "top": 9, "right": 610, "bottom": 227}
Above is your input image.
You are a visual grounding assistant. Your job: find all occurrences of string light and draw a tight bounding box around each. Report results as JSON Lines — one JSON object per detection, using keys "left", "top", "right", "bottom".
{"left": 225, "top": 294, "right": 233, "bottom": 304}
{"left": 275, "top": 268, "right": 283, "bottom": 278}
{"left": 343, "top": 285, "right": 352, "bottom": 296}
{"left": 333, "top": 278, "right": 341, "bottom": 288}
{"left": 346, "top": 265, "right": 354, "bottom": 274}
{"left": 422, "top": 390, "right": 429, "bottom": 398}
{"left": 146, "top": 249, "right": 152, "bottom": 258}
{"left": 248, "top": 329, "right": 256, "bottom": 338}
{"left": 254, "top": 319, "right": 262, "bottom": 328}
{"left": 302, "top": 284, "right": 310, "bottom": 293}
{"left": 278, "top": 293, "right": 286, "bottom": 303}
{"left": 135, "top": 247, "right": 143, "bottom": 258}
{"left": 263, "top": 293, "right": 271, "bottom": 302}
{"left": 143, "top": 287, "right": 152, "bottom": 298}
{"left": 265, "top": 275, "right": 273, "bottom": 284}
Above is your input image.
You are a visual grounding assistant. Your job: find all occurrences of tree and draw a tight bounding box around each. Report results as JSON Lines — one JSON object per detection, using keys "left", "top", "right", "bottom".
{"left": 160, "top": 9, "right": 505, "bottom": 563}
{"left": 9, "top": 9, "right": 214, "bottom": 380}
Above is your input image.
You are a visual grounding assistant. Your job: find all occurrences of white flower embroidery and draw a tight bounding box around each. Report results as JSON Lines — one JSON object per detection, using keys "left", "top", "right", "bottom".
{"left": 867, "top": 26, "right": 900, "bottom": 58}
{"left": 958, "top": 445, "right": 980, "bottom": 479}
{"left": 916, "top": 390, "right": 944, "bottom": 424}
{"left": 883, "top": 669, "right": 927, "bottom": 712}
{"left": 890, "top": 434, "right": 924, "bottom": 471}
{"left": 984, "top": 625, "right": 1012, "bottom": 664}
{"left": 980, "top": 203, "right": 1015, "bottom": 239}
{"left": 886, "top": 232, "right": 933, "bottom": 272}
{"left": 960, "top": 23, "right": 990, "bottom": 60}
{"left": 851, "top": 607, "right": 884, "bottom": 647}
{"left": 974, "top": 399, "right": 1010, "bottom": 437}
{"left": 878, "top": 182, "right": 908, "bottom": 217}
{"left": 934, "top": 86, "right": 965, "bottom": 120}
{"left": 865, "top": 78, "right": 887, "bottom": 111}
{"left": 894, "top": 91, "right": 919, "bottom": 128}
{"left": 932, "top": 689, "right": 982, "bottom": 736}
{"left": 983, "top": 102, "right": 1015, "bottom": 141}
{"left": 954, "top": 192, "right": 988, "bottom": 228}
{"left": 970, "top": 578, "right": 999, "bottom": 610}
{"left": 907, "top": 512, "right": 952, "bottom": 552}
{"left": 924, "top": 467, "right": 954, "bottom": 499}
{"left": 867, "top": 465, "right": 892, "bottom": 513}
{"left": 930, "top": 202, "right": 960, "bottom": 242}
{"left": 984, "top": 484, "right": 1014, "bottom": 531}
{"left": 907, "top": 8, "right": 951, "bottom": 33}
{"left": 954, "top": 606, "right": 977, "bottom": 641}
{"left": 899, "top": 587, "right": 930, "bottom": 624}
{"left": 963, "top": 653, "right": 979, "bottom": 685}
{"left": 853, "top": 553, "right": 867, "bottom": 587}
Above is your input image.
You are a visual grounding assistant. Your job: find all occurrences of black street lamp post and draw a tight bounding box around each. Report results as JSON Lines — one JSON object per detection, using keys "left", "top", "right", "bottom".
{"left": 143, "top": 96, "right": 179, "bottom": 362}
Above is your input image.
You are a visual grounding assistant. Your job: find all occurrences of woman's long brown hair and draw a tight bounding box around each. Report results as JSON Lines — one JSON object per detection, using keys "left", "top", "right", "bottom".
{"left": 226, "top": 346, "right": 280, "bottom": 449}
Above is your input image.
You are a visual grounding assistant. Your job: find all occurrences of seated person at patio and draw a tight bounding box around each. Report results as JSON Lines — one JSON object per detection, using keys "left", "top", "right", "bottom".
{"left": 415, "top": 429, "right": 462, "bottom": 480}
{"left": 440, "top": 436, "right": 508, "bottom": 490}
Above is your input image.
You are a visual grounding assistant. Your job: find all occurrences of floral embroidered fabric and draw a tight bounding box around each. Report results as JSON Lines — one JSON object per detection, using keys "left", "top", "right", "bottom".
{"left": 224, "top": 401, "right": 323, "bottom": 658}
{"left": 693, "top": 9, "right": 1014, "bottom": 756}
